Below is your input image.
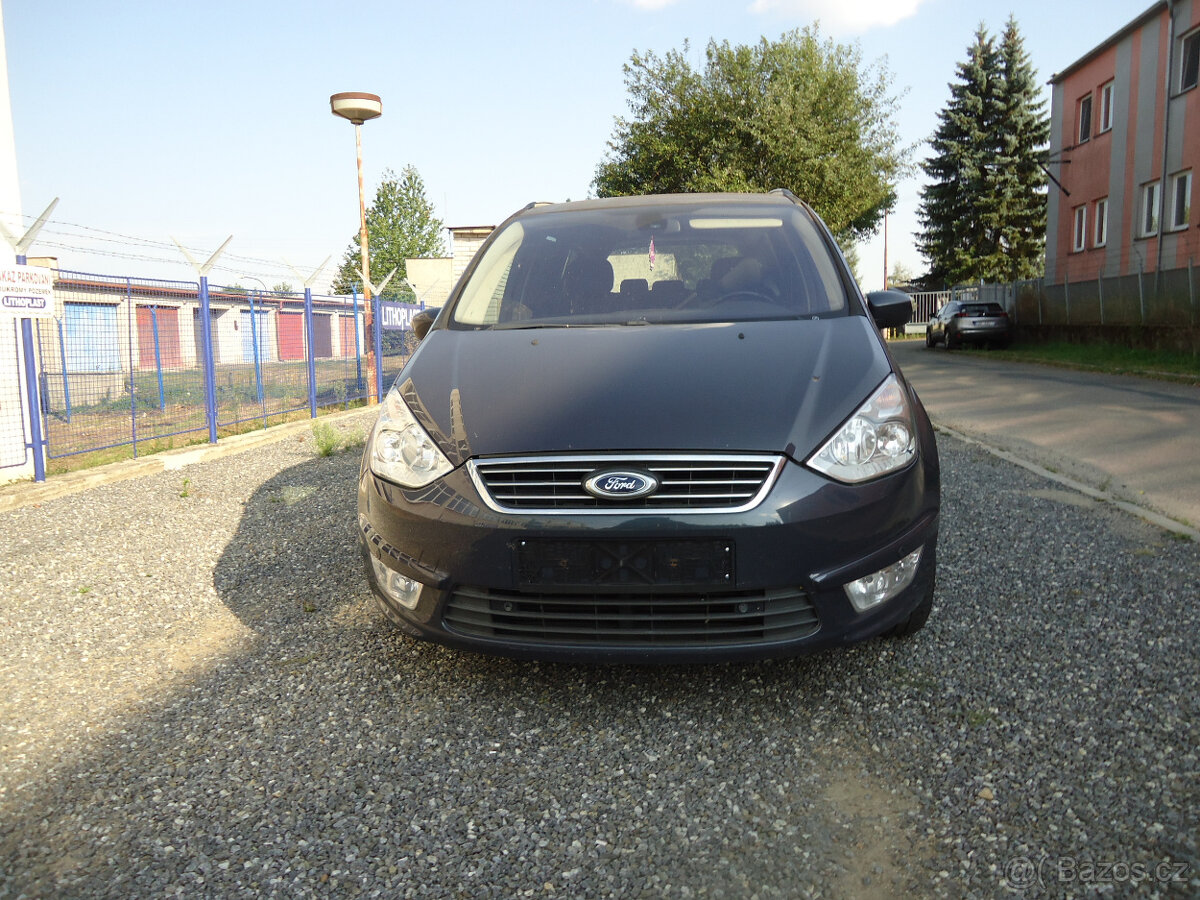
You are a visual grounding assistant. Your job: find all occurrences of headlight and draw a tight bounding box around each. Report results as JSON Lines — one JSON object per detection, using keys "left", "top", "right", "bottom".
{"left": 807, "top": 374, "right": 916, "bottom": 483}
{"left": 370, "top": 386, "right": 453, "bottom": 487}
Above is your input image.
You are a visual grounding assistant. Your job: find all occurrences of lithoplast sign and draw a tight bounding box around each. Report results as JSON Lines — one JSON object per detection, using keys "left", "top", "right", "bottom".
{"left": 378, "top": 300, "right": 422, "bottom": 331}
{"left": 0, "top": 265, "right": 55, "bottom": 319}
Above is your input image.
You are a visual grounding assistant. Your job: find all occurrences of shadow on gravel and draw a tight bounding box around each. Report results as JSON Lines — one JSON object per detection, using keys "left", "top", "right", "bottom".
{"left": 5, "top": 439, "right": 1198, "bottom": 898}
{"left": 1, "top": 447, "right": 933, "bottom": 899}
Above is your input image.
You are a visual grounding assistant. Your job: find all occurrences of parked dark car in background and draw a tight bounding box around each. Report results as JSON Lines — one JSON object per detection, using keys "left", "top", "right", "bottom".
{"left": 358, "top": 191, "right": 940, "bottom": 662}
{"left": 925, "top": 300, "right": 1013, "bottom": 349}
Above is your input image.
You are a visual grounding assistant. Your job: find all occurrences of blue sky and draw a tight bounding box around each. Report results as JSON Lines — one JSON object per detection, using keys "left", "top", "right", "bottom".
{"left": 3, "top": 0, "right": 1144, "bottom": 291}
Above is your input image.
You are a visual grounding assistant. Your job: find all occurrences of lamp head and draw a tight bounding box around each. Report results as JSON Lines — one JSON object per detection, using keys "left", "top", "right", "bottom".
{"left": 330, "top": 92, "right": 382, "bottom": 126}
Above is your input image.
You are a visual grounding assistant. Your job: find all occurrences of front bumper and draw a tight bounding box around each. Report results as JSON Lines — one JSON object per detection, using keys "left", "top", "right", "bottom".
{"left": 357, "top": 444, "right": 940, "bottom": 663}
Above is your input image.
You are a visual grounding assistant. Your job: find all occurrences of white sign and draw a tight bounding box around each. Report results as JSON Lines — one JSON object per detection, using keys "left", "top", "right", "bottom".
{"left": 0, "top": 265, "right": 55, "bottom": 319}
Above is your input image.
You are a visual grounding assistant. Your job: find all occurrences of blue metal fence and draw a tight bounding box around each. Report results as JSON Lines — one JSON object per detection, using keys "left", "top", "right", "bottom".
{"left": 29, "top": 268, "right": 422, "bottom": 472}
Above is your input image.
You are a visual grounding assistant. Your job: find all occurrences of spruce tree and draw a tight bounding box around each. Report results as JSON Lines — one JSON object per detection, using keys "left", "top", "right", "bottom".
{"left": 993, "top": 16, "right": 1049, "bottom": 281}
{"left": 917, "top": 26, "right": 1002, "bottom": 286}
{"left": 918, "top": 20, "right": 1048, "bottom": 286}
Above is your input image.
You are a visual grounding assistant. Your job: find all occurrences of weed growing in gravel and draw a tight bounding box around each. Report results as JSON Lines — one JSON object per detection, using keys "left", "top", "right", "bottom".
{"left": 179, "top": 477, "right": 192, "bottom": 498}
{"left": 312, "top": 421, "right": 366, "bottom": 456}
{"left": 966, "top": 709, "right": 996, "bottom": 728}
{"left": 312, "top": 421, "right": 341, "bottom": 457}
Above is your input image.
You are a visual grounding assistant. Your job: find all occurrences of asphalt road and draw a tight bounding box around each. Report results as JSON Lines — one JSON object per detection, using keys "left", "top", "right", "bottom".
{"left": 890, "top": 340, "right": 1200, "bottom": 530}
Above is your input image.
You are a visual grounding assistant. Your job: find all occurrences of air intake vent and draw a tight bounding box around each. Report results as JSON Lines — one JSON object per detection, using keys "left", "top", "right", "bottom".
{"left": 443, "top": 586, "right": 819, "bottom": 647}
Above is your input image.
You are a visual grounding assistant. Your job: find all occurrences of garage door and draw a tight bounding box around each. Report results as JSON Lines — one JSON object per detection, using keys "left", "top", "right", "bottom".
{"left": 64, "top": 303, "right": 120, "bottom": 373}
{"left": 277, "top": 312, "right": 305, "bottom": 361}
{"left": 312, "top": 314, "right": 332, "bottom": 359}
{"left": 240, "top": 310, "right": 270, "bottom": 363}
{"left": 137, "top": 306, "right": 181, "bottom": 370}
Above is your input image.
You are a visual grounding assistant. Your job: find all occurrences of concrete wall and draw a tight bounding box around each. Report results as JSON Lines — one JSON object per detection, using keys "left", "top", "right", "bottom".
{"left": 0, "top": 1, "right": 32, "bottom": 483}
{"left": 450, "top": 227, "right": 494, "bottom": 287}
{"left": 405, "top": 257, "right": 454, "bottom": 307}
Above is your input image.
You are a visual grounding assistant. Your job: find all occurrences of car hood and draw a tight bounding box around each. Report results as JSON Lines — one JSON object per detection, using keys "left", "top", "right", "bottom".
{"left": 394, "top": 318, "right": 893, "bottom": 463}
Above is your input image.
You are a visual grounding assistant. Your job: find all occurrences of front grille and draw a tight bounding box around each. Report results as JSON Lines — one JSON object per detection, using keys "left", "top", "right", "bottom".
{"left": 469, "top": 454, "right": 783, "bottom": 514}
{"left": 442, "top": 586, "right": 819, "bottom": 647}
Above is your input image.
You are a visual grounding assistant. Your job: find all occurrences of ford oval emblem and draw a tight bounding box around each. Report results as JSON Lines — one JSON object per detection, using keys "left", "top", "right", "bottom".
{"left": 584, "top": 470, "right": 659, "bottom": 500}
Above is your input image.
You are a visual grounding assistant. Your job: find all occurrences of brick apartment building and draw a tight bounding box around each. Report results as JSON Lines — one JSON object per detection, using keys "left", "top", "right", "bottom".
{"left": 1046, "top": 1, "right": 1200, "bottom": 285}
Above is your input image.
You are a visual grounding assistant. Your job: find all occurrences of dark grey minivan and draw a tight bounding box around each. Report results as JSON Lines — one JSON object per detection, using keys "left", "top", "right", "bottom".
{"left": 358, "top": 191, "right": 939, "bottom": 662}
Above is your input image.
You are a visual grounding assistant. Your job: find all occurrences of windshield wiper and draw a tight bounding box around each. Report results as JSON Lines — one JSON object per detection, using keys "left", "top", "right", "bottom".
{"left": 494, "top": 322, "right": 573, "bottom": 330}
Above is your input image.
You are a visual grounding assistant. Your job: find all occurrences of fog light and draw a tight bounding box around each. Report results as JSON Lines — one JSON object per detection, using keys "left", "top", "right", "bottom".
{"left": 370, "top": 555, "right": 424, "bottom": 610}
{"left": 844, "top": 548, "right": 922, "bottom": 613}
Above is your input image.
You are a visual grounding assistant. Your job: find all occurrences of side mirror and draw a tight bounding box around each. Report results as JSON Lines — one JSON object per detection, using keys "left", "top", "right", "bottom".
{"left": 865, "top": 290, "right": 913, "bottom": 330}
{"left": 411, "top": 307, "right": 441, "bottom": 341}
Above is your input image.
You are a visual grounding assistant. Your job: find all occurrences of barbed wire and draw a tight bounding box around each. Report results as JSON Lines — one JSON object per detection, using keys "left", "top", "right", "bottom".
{"left": 0, "top": 209, "right": 341, "bottom": 282}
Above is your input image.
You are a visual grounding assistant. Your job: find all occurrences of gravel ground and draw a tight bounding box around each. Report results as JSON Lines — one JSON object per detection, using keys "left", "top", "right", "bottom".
{"left": 1, "top": 409, "right": 1197, "bottom": 899}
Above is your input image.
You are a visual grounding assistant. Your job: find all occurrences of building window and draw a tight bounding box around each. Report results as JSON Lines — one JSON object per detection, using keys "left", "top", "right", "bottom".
{"left": 1077, "top": 94, "right": 1093, "bottom": 143}
{"left": 1094, "top": 198, "right": 1108, "bottom": 247}
{"left": 1181, "top": 29, "right": 1200, "bottom": 92}
{"left": 1170, "top": 170, "right": 1192, "bottom": 230}
{"left": 1140, "top": 182, "right": 1161, "bottom": 237}
{"left": 1073, "top": 205, "right": 1087, "bottom": 252}
{"left": 1099, "top": 81, "right": 1114, "bottom": 132}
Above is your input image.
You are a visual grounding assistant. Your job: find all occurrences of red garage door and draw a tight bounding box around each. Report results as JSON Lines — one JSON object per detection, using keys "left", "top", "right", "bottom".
{"left": 137, "top": 306, "right": 181, "bottom": 370}
{"left": 277, "top": 312, "right": 305, "bottom": 361}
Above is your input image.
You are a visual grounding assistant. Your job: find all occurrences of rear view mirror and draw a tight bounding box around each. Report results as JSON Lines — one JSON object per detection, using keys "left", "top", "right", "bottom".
{"left": 866, "top": 290, "right": 913, "bottom": 330}
{"left": 412, "top": 307, "right": 441, "bottom": 341}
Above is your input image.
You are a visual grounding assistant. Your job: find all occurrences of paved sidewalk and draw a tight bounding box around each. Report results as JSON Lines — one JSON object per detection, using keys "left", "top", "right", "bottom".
{"left": 891, "top": 340, "right": 1200, "bottom": 534}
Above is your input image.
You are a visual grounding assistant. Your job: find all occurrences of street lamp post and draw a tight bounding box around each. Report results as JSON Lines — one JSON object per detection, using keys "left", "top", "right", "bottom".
{"left": 330, "top": 91, "right": 383, "bottom": 403}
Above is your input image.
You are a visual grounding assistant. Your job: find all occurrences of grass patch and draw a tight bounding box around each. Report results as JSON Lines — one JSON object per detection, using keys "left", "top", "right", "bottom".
{"left": 311, "top": 420, "right": 366, "bottom": 457}
{"left": 312, "top": 421, "right": 341, "bottom": 457}
{"left": 985, "top": 341, "right": 1200, "bottom": 381}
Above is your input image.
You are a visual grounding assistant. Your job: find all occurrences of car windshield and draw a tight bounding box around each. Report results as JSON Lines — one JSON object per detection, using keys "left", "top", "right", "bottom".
{"left": 449, "top": 200, "right": 850, "bottom": 328}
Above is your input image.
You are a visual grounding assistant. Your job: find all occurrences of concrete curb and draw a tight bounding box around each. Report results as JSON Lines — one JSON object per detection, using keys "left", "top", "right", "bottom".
{"left": 933, "top": 422, "right": 1200, "bottom": 543}
{"left": 0, "top": 408, "right": 376, "bottom": 514}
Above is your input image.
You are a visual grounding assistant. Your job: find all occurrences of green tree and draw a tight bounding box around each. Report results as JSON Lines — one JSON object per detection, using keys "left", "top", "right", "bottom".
{"left": 332, "top": 165, "right": 445, "bottom": 298}
{"left": 993, "top": 17, "right": 1049, "bottom": 281}
{"left": 888, "top": 261, "right": 916, "bottom": 287}
{"left": 918, "top": 19, "right": 1047, "bottom": 285}
{"left": 917, "top": 26, "right": 1000, "bottom": 285}
{"left": 593, "top": 28, "right": 910, "bottom": 243}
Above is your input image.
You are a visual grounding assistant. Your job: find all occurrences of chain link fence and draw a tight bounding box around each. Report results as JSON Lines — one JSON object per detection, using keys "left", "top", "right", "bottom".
{"left": 1015, "top": 265, "right": 1199, "bottom": 329}
{"left": 15, "top": 268, "right": 420, "bottom": 469}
